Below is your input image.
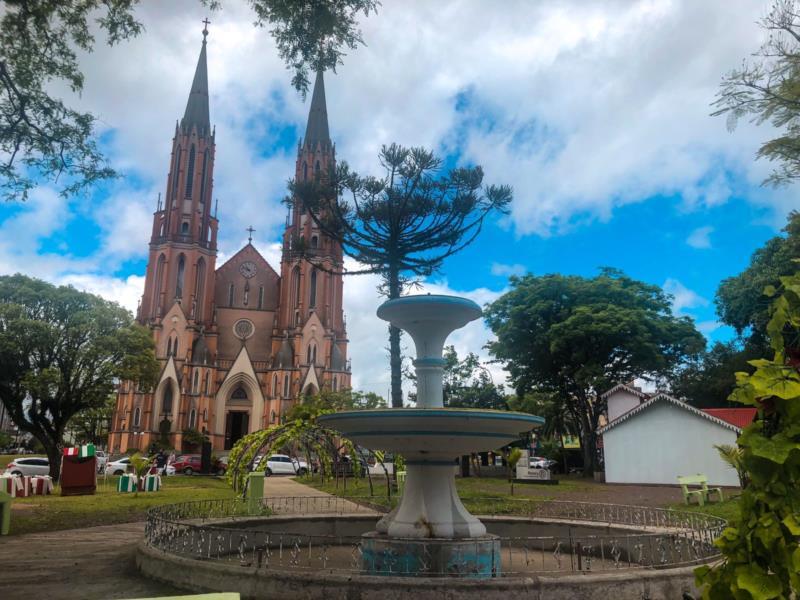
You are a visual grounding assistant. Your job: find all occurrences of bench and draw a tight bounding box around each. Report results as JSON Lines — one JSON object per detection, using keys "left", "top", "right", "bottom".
{"left": 677, "top": 474, "right": 724, "bottom": 506}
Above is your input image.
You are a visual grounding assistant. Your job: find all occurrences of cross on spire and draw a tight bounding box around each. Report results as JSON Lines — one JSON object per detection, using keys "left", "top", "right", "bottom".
{"left": 246, "top": 226, "right": 255, "bottom": 243}
{"left": 202, "top": 18, "right": 210, "bottom": 42}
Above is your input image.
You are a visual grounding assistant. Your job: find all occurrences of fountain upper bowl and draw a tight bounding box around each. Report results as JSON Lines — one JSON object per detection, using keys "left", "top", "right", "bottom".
{"left": 317, "top": 408, "right": 543, "bottom": 457}
{"left": 377, "top": 295, "right": 482, "bottom": 331}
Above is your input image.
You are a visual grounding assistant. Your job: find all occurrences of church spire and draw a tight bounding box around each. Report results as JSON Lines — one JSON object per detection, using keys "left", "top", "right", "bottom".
{"left": 181, "top": 21, "right": 211, "bottom": 135}
{"left": 303, "top": 70, "right": 330, "bottom": 149}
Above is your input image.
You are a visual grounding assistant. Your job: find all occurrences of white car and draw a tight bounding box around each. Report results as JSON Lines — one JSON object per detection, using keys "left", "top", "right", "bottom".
{"left": 4, "top": 457, "right": 50, "bottom": 477}
{"left": 260, "top": 454, "right": 308, "bottom": 476}
{"left": 105, "top": 456, "right": 132, "bottom": 475}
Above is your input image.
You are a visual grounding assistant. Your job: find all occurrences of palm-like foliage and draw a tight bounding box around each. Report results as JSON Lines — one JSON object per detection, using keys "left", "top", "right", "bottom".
{"left": 714, "top": 443, "right": 749, "bottom": 488}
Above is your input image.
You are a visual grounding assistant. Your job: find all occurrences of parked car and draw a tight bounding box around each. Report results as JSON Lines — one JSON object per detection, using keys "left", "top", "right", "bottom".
{"left": 172, "top": 454, "right": 201, "bottom": 475}
{"left": 529, "top": 456, "right": 558, "bottom": 470}
{"left": 171, "top": 454, "right": 226, "bottom": 475}
{"left": 4, "top": 456, "right": 49, "bottom": 477}
{"left": 95, "top": 450, "right": 108, "bottom": 473}
{"left": 105, "top": 456, "right": 132, "bottom": 475}
{"left": 263, "top": 454, "right": 308, "bottom": 476}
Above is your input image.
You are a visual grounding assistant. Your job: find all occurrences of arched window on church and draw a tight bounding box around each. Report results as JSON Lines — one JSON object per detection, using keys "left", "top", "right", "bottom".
{"left": 195, "top": 258, "right": 206, "bottom": 320}
{"left": 314, "top": 160, "right": 320, "bottom": 179}
{"left": 162, "top": 385, "right": 173, "bottom": 415}
{"left": 228, "top": 283, "right": 235, "bottom": 307}
{"left": 303, "top": 162, "right": 308, "bottom": 181}
{"left": 189, "top": 408, "right": 197, "bottom": 429}
{"left": 193, "top": 370, "right": 199, "bottom": 394}
{"left": 203, "top": 371, "right": 210, "bottom": 395}
{"left": 283, "top": 374, "right": 290, "bottom": 398}
{"left": 199, "top": 149, "right": 209, "bottom": 205}
{"left": 307, "top": 345, "right": 312, "bottom": 365}
{"left": 171, "top": 337, "right": 178, "bottom": 358}
{"left": 310, "top": 235, "right": 318, "bottom": 248}
{"left": 309, "top": 270, "right": 317, "bottom": 308}
{"left": 153, "top": 254, "right": 166, "bottom": 317}
{"left": 332, "top": 376, "right": 337, "bottom": 392}
{"left": 185, "top": 144, "right": 196, "bottom": 198}
{"left": 181, "top": 222, "right": 189, "bottom": 234}
{"left": 258, "top": 286, "right": 264, "bottom": 310}
{"left": 176, "top": 254, "right": 186, "bottom": 298}
{"left": 171, "top": 146, "right": 182, "bottom": 201}
{"left": 272, "top": 374, "right": 278, "bottom": 398}
{"left": 231, "top": 386, "right": 248, "bottom": 401}
{"left": 133, "top": 406, "right": 141, "bottom": 428}
{"left": 270, "top": 410, "right": 276, "bottom": 424}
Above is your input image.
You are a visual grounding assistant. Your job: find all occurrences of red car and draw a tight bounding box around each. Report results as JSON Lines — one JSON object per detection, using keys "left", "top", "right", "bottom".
{"left": 172, "top": 454, "right": 226, "bottom": 475}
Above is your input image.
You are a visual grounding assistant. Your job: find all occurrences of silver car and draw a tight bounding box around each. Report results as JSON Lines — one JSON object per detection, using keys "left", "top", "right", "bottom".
{"left": 4, "top": 457, "right": 50, "bottom": 476}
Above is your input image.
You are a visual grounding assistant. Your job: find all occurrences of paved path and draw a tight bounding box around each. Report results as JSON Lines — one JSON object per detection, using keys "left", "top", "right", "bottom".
{"left": 0, "top": 522, "right": 181, "bottom": 600}
{"left": 0, "top": 475, "right": 334, "bottom": 600}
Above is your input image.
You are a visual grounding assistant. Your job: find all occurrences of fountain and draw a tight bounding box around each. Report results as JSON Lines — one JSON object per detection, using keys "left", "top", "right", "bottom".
{"left": 318, "top": 294, "right": 543, "bottom": 577}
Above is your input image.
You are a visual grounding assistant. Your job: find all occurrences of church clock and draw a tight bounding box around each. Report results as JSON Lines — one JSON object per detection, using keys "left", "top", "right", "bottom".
{"left": 239, "top": 261, "right": 257, "bottom": 278}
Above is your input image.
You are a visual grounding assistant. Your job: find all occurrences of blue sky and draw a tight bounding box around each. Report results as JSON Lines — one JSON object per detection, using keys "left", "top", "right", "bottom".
{"left": 0, "top": 1, "right": 795, "bottom": 395}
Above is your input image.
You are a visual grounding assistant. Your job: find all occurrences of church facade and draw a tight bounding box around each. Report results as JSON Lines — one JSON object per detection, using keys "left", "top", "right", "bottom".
{"left": 108, "top": 29, "right": 350, "bottom": 453}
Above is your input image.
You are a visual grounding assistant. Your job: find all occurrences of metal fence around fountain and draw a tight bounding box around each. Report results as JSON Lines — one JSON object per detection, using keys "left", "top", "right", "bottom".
{"left": 144, "top": 496, "right": 726, "bottom": 577}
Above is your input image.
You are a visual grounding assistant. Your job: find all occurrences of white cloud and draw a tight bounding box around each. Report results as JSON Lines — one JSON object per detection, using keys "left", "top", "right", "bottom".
{"left": 686, "top": 225, "right": 714, "bottom": 249}
{"left": 663, "top": 278, "right": 709, "bottom": 316}
{"left": 58, "top": 274, "right": 145, "bottom": 314}
{"left": 491, "top": 262, "right": 526, "bottom": 277}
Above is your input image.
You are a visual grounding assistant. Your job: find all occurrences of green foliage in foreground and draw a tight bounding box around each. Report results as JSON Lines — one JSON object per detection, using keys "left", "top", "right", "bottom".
{"left": 696, "top": 273, "right": 800, "bottom": 599}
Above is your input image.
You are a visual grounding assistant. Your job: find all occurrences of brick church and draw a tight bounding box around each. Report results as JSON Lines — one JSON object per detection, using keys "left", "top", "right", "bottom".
{"left": 108, "top": 27, "right": 350, "bottom": 453}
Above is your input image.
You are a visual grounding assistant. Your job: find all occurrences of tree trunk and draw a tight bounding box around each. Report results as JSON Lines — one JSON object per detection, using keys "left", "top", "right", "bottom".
{"left": 387, "top": 265, "right": 403, "bottom": 408}
{"left": 44, "top": 439, "right": 62, "bottom": 482}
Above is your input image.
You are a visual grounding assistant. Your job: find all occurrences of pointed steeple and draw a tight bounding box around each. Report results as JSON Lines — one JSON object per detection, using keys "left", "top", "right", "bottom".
{"left": 303, "top": 71, "right": 330, "bottom": 149}
{"left": 181, "top": 23, "right": 211, "bottom": 135}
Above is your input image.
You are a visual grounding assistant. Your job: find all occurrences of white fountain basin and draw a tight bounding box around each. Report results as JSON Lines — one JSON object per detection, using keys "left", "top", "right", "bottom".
{"left": 318, "top": 408, "right": 543, "bottom": 457}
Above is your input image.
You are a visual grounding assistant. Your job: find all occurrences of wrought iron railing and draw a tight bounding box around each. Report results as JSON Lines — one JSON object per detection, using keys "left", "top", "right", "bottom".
{"left": 144, "top": 496, "right": 726, "bottom": 577}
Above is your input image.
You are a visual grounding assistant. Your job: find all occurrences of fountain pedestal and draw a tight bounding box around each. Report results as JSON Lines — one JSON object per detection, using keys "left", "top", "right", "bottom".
{"left": 318, "top": 295, "right": 543, "bottom": 577}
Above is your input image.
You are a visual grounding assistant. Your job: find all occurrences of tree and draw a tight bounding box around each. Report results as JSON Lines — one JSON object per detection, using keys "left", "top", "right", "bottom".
{"left": 2, "top": 0, "right": 376, "bottom": 201}
{"left": 712, "top": 0, "right": 800, "bottom": 187}
{"left": 0, "top": 274, "right": 158, "bottom": 480}
{"left": 69, "top": 395, "right": 115, "bottom": 446}
{"left": 241, "top": 0, "right": 379, "bottom": 97}
{"left": 294, "top": 144, "right": 512, "bottom": 407}
{"left": 696, "top": 273, "right": 800, "bottom": 599}
{"left": 671, "top": 341, "right": 761, "bottom": 408}
{"left": 0, "top": 0, "right": 142, "bottom": 201}
{"left": 484, "top": 269, "right": 705, "bottom": 475}
{"left": 716, "top": 211, "right": 800, "bottom": 352}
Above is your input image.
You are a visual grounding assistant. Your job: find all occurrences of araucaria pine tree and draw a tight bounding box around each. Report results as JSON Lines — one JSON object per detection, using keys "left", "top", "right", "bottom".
{"left": 291, "top": 143, "right": 512, "bottom": 407}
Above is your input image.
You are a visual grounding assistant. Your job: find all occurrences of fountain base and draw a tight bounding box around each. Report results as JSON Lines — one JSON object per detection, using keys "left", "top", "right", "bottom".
{"left": 360, "top": 531, "right": 501, "bottom": 578}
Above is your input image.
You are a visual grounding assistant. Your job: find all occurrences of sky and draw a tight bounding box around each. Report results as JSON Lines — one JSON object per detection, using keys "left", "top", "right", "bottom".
{"left": 0, "top": 0, "right": 796, "bottom": 398}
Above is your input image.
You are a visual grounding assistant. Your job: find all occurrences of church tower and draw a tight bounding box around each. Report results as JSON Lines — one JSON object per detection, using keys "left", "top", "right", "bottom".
{"left": 138, "top": 24, "right": 218, "bottom": 328}
{"left": 275, "top": 71, "right": 349, "bottom": 398}
{"left": 108, "top": 36, "right": 351, "bottom": 456}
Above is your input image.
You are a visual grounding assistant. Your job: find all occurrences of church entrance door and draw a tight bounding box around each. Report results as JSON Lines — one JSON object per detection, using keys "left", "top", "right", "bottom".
{"left": 224, "top": 411, "right": 249, "bottom": 450}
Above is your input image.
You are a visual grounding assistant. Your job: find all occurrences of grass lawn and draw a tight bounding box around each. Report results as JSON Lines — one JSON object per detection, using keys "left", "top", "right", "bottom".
{"left": 8, "top": 475, "right": 236, "bottom": 536}
{"left": 304, "top": 474, "right": 740, "bottom": 522}
{"left": 303, "top": 474, "right": 594, "bottom": 516}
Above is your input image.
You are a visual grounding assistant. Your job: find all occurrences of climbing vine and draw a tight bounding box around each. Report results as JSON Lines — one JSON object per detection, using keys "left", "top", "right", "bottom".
{"left": 696, "top": 273, "right": 800, "bottom": 599}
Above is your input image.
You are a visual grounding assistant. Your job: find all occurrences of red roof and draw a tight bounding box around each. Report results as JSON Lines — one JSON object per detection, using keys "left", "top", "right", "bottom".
{"left": 701, "top": 408, "right": 757, "bottom": 429}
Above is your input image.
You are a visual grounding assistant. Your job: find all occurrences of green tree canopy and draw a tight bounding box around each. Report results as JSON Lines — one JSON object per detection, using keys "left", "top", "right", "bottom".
{"left": 485, "top": 268, "right": 705, "bottom": 474}
{"left": 716, "top": 211, "right": 800, "bottom": 351}
{"left": 670, "top": 340, "right": 761, "bottom": 408}
{"left": 294, "top": 143, "right": 512, "bottom": 407}
{"left": 0, "top": 274, "right": 158, "bottom": 480}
